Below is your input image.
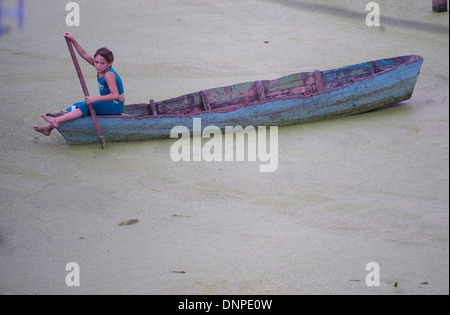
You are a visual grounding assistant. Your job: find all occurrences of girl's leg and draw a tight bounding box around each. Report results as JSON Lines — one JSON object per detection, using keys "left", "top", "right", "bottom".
{"left": 34, "top": 124, "right": 54, "bottom": 136}
{"left": 41, "top": 108, "right": 83, "bottom": 127}
{"left": 34, "top": 108, "right": 83, "bottom": 136}
{"left": 92, "top": 100, "right": 124, "bottom": 115}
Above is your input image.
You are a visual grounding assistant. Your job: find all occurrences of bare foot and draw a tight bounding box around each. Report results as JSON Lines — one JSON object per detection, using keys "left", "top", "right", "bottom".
{"left": 34, "top": 124, "right": 54, "bottom": 136}
{"left": 40, "top": 114, "right": 60, "bottom": 128}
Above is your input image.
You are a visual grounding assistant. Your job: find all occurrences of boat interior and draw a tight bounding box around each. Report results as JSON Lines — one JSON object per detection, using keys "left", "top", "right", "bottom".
{"left": 123, "top": 55, "right": 420, "bottom": 117}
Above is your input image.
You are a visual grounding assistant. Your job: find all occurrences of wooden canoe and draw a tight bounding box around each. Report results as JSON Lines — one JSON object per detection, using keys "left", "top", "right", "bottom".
{"left": 57, "top": 55, "right": 423, "bottom": 144}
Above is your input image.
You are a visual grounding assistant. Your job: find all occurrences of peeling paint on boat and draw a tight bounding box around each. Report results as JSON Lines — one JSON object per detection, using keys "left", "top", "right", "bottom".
{"left": 57, "top": 55, "right": 423, "bottom": 144}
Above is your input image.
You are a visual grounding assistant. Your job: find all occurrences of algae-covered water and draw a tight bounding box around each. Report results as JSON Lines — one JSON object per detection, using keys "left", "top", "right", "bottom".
{"left": 0, "top": 0, "right": 448, "bottom": 295}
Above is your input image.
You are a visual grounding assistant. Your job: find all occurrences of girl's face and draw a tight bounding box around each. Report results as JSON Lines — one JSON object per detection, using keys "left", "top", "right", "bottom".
{"left": 94, "top": 55, "right": 111, "bottom": 74}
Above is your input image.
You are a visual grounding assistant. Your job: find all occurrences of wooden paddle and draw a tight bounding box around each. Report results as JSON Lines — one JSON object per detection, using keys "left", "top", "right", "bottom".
{"left": 65, "top": 37, "right": 107, "bottom": 149}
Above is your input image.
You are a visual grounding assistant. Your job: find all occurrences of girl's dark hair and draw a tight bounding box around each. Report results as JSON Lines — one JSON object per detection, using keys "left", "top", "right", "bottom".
{"left": 94, "top": 47, "right": 114, "bottom": 63}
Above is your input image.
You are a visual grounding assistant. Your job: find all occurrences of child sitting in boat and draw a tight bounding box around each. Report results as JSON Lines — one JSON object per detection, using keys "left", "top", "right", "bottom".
{"left": 34, "top": 32, "right": 125, "bottom": 136}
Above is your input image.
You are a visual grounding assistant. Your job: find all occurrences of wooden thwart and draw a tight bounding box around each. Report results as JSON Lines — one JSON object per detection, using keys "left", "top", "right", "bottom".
{"left": 371, "top": 62, "right": 377, "bottom": 74}
{"left": 200, "top": 90, "right": 211, "bottom": 111}
{"left": 255, "top": 81, "right": 266, "bottom": 102}
{"left": 256, "top": 81, "right": 266, "bottom": 101}
{"left": 314, "top": 70, "right": 324, "bottom": 93}
{"left": 149, "top": 99, "right": 157, "bottom": 116}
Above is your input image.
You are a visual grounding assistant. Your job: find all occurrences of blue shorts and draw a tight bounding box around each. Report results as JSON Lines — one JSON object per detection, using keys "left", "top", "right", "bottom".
{"left": 67, "top": 100, "right": 124, "bottom": 118}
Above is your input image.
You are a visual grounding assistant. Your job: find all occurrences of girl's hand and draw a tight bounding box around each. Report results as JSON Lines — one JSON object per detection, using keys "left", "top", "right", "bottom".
{"left": 85, "top": 96, "right": 97, "bottom": 105}
{"left": 63, "top": 32, "right": 74, "bottom": 41}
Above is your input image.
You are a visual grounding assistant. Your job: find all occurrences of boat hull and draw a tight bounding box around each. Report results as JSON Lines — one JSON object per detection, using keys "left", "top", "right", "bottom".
{"left": 57, "top": 56, "right": 423, "bottom": 144}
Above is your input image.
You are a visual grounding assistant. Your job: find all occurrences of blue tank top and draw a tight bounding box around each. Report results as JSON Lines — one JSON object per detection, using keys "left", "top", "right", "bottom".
{"left": 97, "top": 67, "right": 124, "bottom": 96}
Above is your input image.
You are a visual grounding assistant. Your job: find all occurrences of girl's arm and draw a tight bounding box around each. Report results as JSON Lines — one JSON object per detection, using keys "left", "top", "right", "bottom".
{"left": 85, "top": 72, "right": 121, "bottom": 104}
{"left": 63, "top": 32, "right": 95, "bottom": 66}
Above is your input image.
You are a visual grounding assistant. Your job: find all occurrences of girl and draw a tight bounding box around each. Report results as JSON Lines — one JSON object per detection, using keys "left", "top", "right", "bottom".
{"left": 34, "top": 32, "right": 125, "bottom": 136}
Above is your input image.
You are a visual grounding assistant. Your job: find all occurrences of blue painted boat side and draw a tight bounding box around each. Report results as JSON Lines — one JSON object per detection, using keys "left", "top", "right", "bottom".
{"left": 57, "top": 56, "right": 423, "bottom": 145}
